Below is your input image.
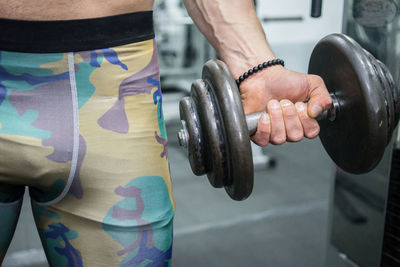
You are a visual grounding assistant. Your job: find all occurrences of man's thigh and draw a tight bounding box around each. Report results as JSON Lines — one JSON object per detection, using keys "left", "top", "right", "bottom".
{"left": 31, "top": 40, "right": 175, "bottom": 267}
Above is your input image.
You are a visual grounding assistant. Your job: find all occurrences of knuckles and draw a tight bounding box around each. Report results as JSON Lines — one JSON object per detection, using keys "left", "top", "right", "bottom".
{"left": 305, "top": 126, "right": 320, "bottom": 139}
{"left": 256, "top": 140, "right": 270, "bottom": 147}
{"left": 309, "top": 74, "right": 325, "bottom": 87}
{"left": 288, "top": 132, "right": 304, "bottom": 142}
{"left": 271, "top": 136, "right": 286, "bottom": 145}
{"left": 252, "top": 134, "right": 269, "bottom": 147}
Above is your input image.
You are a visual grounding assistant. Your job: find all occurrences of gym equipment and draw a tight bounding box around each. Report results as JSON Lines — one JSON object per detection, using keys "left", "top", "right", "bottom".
{"left": 311, "top": 0, "right": 323, "bottom": 18}
{"left": 177, "top": 33, "right": 399, "bottom": 201}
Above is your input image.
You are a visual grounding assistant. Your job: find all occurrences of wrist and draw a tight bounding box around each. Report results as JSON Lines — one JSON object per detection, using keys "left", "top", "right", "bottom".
{"left": 224, "top": 54, "right": 276, "bottom": 79}
{"left": 239, "top": 63, "right": 285, "bottom": 93}
{"left": 235, "top": 59, "right": 285, "bottom": 87}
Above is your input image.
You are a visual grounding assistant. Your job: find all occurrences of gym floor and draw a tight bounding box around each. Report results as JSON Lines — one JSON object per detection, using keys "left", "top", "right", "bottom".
{"left": 168, "top": 118, "right": 334, "bottom": 267}
{"left": 2, "top": 105, "right": 334, "bottom": 267}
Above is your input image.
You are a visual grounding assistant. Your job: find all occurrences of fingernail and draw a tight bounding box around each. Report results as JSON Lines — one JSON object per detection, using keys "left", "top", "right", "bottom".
{"left": 295, "top": 102, "right": 306, "bottom": 111}
{"left": 280, "top": 99, "right": 292, "bottom": 107}
{"left": 310, "top": 105, "right": 323, "bottom": 117}
{"left": 261, "top": 113, "right": 270, "bottom": 124}
{"left": 269, "top": 100, "right": 280, "bottom": 109}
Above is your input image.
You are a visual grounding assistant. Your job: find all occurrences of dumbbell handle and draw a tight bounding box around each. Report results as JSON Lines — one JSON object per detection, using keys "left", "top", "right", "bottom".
{"left": 246, "top": 94, "right": 339, "bottom": 136}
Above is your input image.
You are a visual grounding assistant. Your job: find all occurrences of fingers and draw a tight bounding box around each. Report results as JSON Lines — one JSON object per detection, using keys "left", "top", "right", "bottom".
{"left": 280, "top": 99, "right": 303, "bottom": 142}
{"left": 252, "top": 99, "right": 320, "bottom": 147}
{"left": 307, "top": 75, "right": 333, "bottom": 118}
{"left": 252, "top": 113, "right": 271, "bottom": 146}
{"left": 252, "top": 99, "right": 287, "bottom": 146}
{"left": 295, "top": 102, "right": 320, "bottom": 139}
{"left": 267, "top": 100, "right": 286, "bottom": 145}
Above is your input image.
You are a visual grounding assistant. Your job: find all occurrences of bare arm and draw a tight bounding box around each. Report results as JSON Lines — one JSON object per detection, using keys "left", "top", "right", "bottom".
{"left": 184, "top": 0, "right": 332, "bottom": 146}
{"left": 183, "top": 0, "right": 275, "bottom": 78}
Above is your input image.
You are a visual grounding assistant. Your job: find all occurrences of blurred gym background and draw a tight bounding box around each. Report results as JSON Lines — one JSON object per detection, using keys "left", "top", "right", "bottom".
{"left": 3, "top": 0, "right": 345, "bottom": 266}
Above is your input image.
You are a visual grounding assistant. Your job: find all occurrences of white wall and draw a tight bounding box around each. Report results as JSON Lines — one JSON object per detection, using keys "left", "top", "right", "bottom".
{"left": 257, "top": 0, "right": 344, "bottom": 72}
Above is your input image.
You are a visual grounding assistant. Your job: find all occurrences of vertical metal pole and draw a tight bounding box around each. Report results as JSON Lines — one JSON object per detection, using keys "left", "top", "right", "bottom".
{"left": 311, "top": 0, "right": 323, "bottom": 17}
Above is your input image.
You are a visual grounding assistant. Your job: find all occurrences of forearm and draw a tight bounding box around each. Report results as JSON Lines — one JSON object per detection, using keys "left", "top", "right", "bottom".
{"left": 183, "top": 0, "right": 276, "bottom": 78}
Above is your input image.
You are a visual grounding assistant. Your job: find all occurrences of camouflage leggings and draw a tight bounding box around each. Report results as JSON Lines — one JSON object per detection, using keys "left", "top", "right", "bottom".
{"left": 0, "top": 38, "right": 175, "bottom": 266}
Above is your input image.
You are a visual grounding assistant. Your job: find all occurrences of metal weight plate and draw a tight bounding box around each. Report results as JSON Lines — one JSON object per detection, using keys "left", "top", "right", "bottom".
{"left": 361, "top": 48, "right": 398, "bottom": 143}
{"left": 376, "top": 60, "right": 399, "bottom": 140}
{"left": 375, "top": 59, "right": 395, "bottom": 142}
{"left": 190, "top": 79, "right": 227, "bottom": 188}
{"left": 179, "top": 96, "right": 207, "bottom": 176}
{"left": 308, "top": 33, "right": 388, "bottom": 174}
{"left": 202, "top": 60, "right": 253, "bottom": 200}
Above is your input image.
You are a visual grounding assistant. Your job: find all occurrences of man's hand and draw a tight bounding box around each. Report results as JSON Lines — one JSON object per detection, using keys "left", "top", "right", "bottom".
{"left": 183, "top": 0, "right": 332, "bottom": 146}
{"left": 239, "top": 65, "right": 332, "bottom": 146}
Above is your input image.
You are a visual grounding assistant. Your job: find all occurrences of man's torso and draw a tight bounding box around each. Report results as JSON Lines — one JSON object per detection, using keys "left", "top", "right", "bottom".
{"left": 0, "top": 0, "right": 153, "bottom": 20}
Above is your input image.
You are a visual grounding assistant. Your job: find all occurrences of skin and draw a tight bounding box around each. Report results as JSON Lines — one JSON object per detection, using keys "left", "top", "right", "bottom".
{"left": 0, "top": 0, "right": 154, "bottom": 20}
{"left": 183, "top": 0, "right": 332, "bottom": 146}
{"left": 0, "top": 0, "right": 332, "bottom": 146}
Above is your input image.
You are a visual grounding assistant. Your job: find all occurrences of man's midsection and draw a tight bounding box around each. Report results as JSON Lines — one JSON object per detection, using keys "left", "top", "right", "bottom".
{"left": 0, "top": 0, "right": 153, "bottom": 20}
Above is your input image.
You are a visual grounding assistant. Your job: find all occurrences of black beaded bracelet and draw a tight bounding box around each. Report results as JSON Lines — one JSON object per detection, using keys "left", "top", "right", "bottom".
{"left": 235, "top": 58, "right": 285, "bottom": 86}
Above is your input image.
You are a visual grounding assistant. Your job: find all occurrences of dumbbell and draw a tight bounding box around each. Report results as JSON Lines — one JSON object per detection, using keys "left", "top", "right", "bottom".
{"left": 177, "top": 33, "right": 399, "bottom": 201}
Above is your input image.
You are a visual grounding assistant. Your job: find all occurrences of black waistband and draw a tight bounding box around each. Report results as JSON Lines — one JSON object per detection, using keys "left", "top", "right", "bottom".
{"left": 0, "top": 11, "right": 154, "bottom": 53}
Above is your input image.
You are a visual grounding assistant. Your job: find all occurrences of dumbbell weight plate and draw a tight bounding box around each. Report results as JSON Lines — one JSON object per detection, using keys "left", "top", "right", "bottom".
{"left": 361, "top": 47, "right": 399, "bottom": 142}
{"left": 375, "top": 59, "right": 399, "bottom": 140}
{"left": 385, "top": 62, "right": 400, "bottom": 127}
{"left": 179, "top": 33, "right": 398, "bottom": 201}
{"left": 202, "top": 60, "right": 254, "bottom": 200}
{"left": 179, "top": 96, "right": 207, "bottom": 176}
{"left": 308, "top": 33, "right": 388, "bottom": 173}
{"left": 190, "top": 79, "right": 227, "bottom": 187}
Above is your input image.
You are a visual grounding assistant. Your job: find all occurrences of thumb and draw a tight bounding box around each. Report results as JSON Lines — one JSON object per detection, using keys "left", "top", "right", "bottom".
{"left": 306, "top": 74, "right": 332, "bottom": 118}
